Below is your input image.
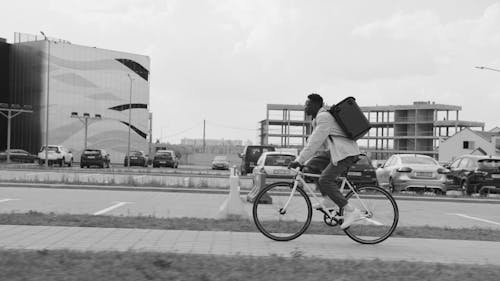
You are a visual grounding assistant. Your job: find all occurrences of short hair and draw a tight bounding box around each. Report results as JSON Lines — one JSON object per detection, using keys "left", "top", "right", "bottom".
{"left": 307, "top": 93, "right": 323, "bottom": 106}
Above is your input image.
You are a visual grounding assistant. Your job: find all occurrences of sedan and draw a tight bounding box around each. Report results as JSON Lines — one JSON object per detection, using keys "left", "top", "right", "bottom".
{"left": 252, "top": 152, "right": 296, "bottom": 179}
{"left": 0, "top": 149, "right": 37, "bottom": 163}
{"left": 376, "top": 154, "right": 449, "bottom": 194}
{"left": 124, "top": 151, "right": 148, "bottom": 167}
{"left": 212, "top": 155, "right": 230, "bottom": 170}
{"left": 444, "top": 155, "right": 500, "bottom": 195}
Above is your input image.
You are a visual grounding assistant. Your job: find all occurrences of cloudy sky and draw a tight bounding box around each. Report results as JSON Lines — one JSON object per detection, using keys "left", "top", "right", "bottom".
{"left": 1, "top": 0, "right": 500, "bottom": 144}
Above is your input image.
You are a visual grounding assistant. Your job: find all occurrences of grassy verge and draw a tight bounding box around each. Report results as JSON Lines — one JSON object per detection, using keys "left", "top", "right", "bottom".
{"left": 0, "top": 249, "right": 499, "bottom": 281}
{"left": 2, "top": 211, "right": 500, "bottom": 241}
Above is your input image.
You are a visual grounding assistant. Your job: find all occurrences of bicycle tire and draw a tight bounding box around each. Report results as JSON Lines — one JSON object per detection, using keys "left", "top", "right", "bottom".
{"left": 253, "top": 181, "right": 312, "bottom": 241}
{"left": 341, "top": 185, "right": 399, "bottom": 244}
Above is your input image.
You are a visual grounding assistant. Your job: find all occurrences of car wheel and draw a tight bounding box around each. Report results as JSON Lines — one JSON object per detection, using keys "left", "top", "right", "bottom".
{"left": 80, "top": 164, "right": 84, "bottom": 168}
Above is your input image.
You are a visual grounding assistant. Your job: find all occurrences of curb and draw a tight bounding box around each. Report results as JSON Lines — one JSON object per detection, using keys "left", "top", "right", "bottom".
{"left": 1, "top": 182, "right": 500, "bottom": 204}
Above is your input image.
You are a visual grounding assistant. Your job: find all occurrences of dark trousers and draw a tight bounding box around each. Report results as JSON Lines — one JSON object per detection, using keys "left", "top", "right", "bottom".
{"left": 317, "top": 155, "right": 358, "bottom": 208}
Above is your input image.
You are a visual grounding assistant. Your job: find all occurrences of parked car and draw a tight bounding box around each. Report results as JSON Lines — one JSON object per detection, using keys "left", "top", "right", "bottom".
{"left": 444, "top": 155, "right": 500, "bottom": 195}
{"left": 37, "top": 145, "right": 73, "bottom": 167}
{"left": 239, "top": 145, "right": 276, "bottom": 175}
{"left": 302, "top": 154, "right": 377, "bottom": 187}
{"left": 376, "top": 154, "right": 448, "bottom": 194}
{"left": 344, "top": 155, "right": 378, "bottom": 187}
{"left": 252, "top": 152, "right": 296, "bottom": 179}
{"left": 124, "top": 151, "right": 148, "bottom": 167}
{"left": 212, "top": 155, "right": 230, "bottom": 170}
{"left": 152, "top": 150, "right": 179, "bottom": 168}
{"left": 0, "top": 149, "right": 37, "bottom": 163}
{"left": 80, "top": 149, "right": 110, "bottom": 168}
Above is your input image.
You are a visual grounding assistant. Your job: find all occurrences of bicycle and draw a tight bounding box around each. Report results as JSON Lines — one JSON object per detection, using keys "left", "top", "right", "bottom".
{"left": 252, "top": 160, "right": 399, "bottom": 244}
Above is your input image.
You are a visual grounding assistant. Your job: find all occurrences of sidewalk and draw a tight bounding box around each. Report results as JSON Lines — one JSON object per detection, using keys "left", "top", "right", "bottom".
{"left": 1, "top": 225, "right": 499, "bottom": 265}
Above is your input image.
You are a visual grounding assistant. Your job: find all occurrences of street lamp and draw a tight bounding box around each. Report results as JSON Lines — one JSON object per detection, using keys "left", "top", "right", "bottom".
{"left": 0, "top": 104, "right": 34, "bottom": 163}
{"left": 126, "top": 73, "right": 134, "bottom": 168}
{"left": 475, "top": 66, "right": 500, "bottom": 73}
{"left": 40, "top": 31, "right": 51, "bottom": 168}
{"left": 70, "top": 112, "right": 103, "bottom": 150}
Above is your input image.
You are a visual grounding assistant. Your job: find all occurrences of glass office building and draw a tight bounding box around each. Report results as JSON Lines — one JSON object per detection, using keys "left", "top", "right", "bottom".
{"left": 1, "top": 33, "right": 151, "bottom": 163}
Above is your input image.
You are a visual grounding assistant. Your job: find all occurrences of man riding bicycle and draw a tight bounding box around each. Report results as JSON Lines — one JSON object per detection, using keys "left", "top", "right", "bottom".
{"left": 288, "top": 93, "right": 362, "bottom": 229}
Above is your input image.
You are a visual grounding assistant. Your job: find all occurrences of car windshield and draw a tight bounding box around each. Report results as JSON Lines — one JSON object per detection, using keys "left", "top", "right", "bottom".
{"left": 41, "top": 146, "right": 59, "bottom": 152}
{"left": 214, "top": 156, "right": 227, "bottom": 161}
{"left": 131, "top": 151, "right": 143, "bottom": 156}
{"left": 478, "top": 159, "right": 500, "bottom": 168}
{"left": 156, "top": 151, "right": 172, "bottom": 157}
{"left": 264, "top": 155, "right": 295, "bottom": 167}
{"left": 83, "top": 150, "right": 100, "bottom": 155}
{"left": 400, "top": 156, "right": 437, "bottom": 165}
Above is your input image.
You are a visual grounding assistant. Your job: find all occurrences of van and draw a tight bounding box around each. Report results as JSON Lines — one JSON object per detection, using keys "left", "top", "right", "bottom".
{"left": 238, "top": 145, "right": 276, "bottom": 175}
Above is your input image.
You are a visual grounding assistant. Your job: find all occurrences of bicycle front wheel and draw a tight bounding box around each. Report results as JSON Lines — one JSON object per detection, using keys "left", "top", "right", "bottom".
{"left": 253, "top": 182, "right": 312, "bottom": 241}
{"left": 341, "top": 186, "right": 399, "bottom": 244}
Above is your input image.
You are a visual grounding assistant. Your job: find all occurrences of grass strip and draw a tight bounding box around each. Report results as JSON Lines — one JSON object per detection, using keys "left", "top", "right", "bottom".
{"left": 1, "top": 211, "right": 500, "bottom": 241}
{"left": 0, "top": 249, "right": 499, "bottom": 281}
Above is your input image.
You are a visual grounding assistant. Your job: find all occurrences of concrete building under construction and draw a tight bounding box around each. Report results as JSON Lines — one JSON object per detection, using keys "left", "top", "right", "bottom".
{"left": 259, "top": 101, "right": 485, "bottom": 160}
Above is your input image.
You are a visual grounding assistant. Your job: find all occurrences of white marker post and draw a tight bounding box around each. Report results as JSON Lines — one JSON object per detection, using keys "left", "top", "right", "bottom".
{"left": 216, "top": 167, "right": 249, "bottom": 219}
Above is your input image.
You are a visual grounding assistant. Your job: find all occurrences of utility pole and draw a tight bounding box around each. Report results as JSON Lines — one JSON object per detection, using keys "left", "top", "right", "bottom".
{"left": 40, "top": 31, "right": 50, "bottom": 168}
{"left": 126, "top": 74, "right": 134, "bottom": 167}
{"left": 203, "top": 119, "right": 206, "bottom": 153}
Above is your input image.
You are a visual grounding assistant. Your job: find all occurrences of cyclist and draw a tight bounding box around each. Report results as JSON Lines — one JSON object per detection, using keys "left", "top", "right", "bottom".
{"left": 288, "top": 93, "right": 362, "bottom": 229}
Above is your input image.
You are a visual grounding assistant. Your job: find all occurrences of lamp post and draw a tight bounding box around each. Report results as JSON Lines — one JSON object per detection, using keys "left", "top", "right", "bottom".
{"left": 0, "top": 104, "right": 33, "bottom": 163}
{"left": 126, "top": 74, "right": 134, "bottom": 167}
{"left": 70, "top": 112, "right": 102, "bottom": 150}
{"left": 40, "top": 31, "right": 50, "bottom": 168}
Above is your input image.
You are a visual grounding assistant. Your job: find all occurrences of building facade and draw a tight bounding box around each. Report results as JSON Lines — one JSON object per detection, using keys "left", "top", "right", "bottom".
{"left": 439, "top": 128, "right": 500, "bottom": 162}
{"left": 1, "top": 33, "right": 151, "bottom": 163}
{"left": 259, "top": 101, "right": 485, "bottom": 160}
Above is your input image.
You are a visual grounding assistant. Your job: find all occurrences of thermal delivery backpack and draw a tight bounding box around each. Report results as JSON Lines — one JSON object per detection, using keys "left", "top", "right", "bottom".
{"left": 328, "top": 97, "right": 371, "bottom": 141}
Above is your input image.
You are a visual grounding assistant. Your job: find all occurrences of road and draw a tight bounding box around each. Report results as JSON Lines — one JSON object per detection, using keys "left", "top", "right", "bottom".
{"left": 1, "top": 185, "right": 500, "bottom": 230}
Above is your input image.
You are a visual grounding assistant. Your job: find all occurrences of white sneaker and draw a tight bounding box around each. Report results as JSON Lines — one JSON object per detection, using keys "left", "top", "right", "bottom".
{"left": 312, "top": 197, "right": 336, "bottom": 210}
{"left": 340, "top": 208, "right": 363, "bottom": 229}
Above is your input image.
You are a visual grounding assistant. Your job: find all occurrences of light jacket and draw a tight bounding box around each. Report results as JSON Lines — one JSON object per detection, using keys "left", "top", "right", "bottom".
{"left": 296, "top": 107, "right": 361, "bottom": 165}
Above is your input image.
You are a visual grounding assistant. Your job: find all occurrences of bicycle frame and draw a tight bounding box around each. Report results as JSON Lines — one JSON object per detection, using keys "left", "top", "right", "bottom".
{"left": 281, "top": 169, "right": 372, "bottom": 220}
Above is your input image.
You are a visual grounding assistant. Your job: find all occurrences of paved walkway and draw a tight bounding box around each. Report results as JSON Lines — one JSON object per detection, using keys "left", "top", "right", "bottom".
{"left": 1, "top": 225, "right": 500, "bottom": 265}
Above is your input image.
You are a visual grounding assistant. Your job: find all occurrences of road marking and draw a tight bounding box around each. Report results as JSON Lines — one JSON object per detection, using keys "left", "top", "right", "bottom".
{"left": 446, "top": 213, "right": 500, "bottom": 226}
{"left": 0, "top": 198, "right": 20, "bottom": 203}
{"left": 94, "top": 202, "right": 132, "bottom": 215}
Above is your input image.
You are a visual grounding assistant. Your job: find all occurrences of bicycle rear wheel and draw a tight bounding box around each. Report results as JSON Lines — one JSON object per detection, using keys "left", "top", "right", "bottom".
{"left": 341, "top": 185, "right": 399, "bottom": 244}
{"left": 253, "top": 182, "right": 312, "bottom": 241}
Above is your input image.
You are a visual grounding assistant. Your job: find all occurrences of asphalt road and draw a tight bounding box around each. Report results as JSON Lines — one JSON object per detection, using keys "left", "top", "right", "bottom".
{"left": 1, "top": 185, "right": 500, "bottom": 230}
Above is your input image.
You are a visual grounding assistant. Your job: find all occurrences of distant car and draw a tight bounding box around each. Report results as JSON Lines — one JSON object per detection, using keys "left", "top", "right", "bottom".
{"left": 252, "top": 152, "right": 296, "bottom": 179}
{"left": 444, "top": 155, "right": 500, "bottom": 195}
{"left": 80, "top": 149, "right": 110, "bottom": 168}
{"left": 37, "top": 145, "right": 73, "bottom": 167}
{"left": 152, "top": 150, "right": 179, "bottom": 168}
{"left": 124, "top": 151, "right": 148, "bottom": 167}
{"left": 239, "top": 145, "right": 276, "bottom": 175}
{"left": 212, "top": 155, "right": 230, "bottom": 170}
{"left": 0, "top": 149, "right": 37, "bottom": 163}
{"left": 376, "top": 154, "right": 448, "bottom": 194}
{"left": 302, "top": 154, "right": 377, "bottom": 187}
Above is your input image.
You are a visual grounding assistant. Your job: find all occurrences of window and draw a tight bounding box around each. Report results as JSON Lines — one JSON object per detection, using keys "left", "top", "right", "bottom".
{"left": 463, "top": 141, "right": 475, "bottom": 149}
